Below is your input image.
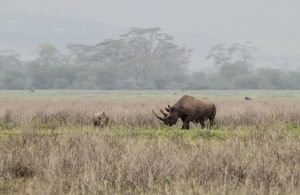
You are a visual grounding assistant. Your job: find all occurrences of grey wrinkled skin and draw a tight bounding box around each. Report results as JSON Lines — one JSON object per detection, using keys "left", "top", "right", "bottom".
{"left": 153, "top": 95, "right": 216, "bottom": 130}
{"left": 93, "top": 112, "right": 109, "bottom": 127}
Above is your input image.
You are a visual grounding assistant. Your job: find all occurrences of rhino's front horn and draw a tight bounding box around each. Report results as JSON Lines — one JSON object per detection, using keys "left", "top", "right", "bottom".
{"left": 152, "top": 110, "right": 165, "bottom": 121}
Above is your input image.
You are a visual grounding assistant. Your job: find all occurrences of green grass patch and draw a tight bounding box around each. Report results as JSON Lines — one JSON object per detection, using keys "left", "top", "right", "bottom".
{"left": 283, "top": 123, "right": 300, "bottom": 137}
{"left": 0, "top": 123, "right": 300, "bottom": 142}
{"left": 0, "top": 178, "right": 28, "bottom": 194}
{"left": 0, "top": 122, "right": 16, "bottom": 131}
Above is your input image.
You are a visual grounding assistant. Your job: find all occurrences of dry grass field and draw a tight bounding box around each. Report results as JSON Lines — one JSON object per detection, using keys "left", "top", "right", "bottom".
{"left": 0, "top": 90, "right": 300, "bottom": 194}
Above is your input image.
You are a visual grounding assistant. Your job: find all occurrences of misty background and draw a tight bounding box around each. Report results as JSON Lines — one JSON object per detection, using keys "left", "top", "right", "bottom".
{"left": 0, "top": 0, "right": 300, "bottom": 89}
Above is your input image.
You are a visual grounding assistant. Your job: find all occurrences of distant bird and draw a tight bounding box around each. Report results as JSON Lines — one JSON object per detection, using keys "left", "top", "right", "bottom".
{"left": 245, "top": 96, "right": 252, "bottom": 100}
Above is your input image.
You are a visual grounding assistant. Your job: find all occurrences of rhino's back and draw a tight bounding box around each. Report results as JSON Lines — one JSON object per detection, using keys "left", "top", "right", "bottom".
{"left": 174, "top": 95, "right": 215, "bottom": 117}
{"left": 174, "top": 95, "right": 212, "bottom": 108}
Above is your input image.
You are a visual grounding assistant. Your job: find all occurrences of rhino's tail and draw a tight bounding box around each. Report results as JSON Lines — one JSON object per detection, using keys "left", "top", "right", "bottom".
{"left": 212, "top": 105, "right": 217, "bottom": 118}
{"left": 210, "top": 104, "right": 217, "bottom": 123}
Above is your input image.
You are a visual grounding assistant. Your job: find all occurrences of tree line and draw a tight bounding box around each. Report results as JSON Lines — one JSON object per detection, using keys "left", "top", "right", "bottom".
{"left": 0, "top": 27, "right": 299, "bottom": 90}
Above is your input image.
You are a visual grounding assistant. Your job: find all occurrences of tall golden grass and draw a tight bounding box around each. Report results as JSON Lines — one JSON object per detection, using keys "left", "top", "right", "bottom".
{"left": 0, "top": 98, "right": 300, "bottom": 194}
{"left": 0, "top": 99, "right": 299, "bottom": 128}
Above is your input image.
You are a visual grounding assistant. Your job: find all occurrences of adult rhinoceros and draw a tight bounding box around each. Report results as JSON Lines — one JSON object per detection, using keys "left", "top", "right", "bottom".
{"left": 153, "top": 95, "right": 216, "bottom": 129}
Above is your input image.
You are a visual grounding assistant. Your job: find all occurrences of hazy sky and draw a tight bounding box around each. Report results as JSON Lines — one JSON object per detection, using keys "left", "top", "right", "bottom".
{"left": 1, "top": 0, "right": 300, "bottom": 70}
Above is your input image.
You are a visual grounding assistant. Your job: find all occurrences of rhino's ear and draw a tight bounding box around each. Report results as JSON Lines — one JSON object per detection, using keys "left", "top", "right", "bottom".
{"left": 171, "top": 107, "right": 183, "bottom": 113}
{"left": 165, "top": 107, "right": 170, "bottom": 112}
{"left": 175, "top": 107, "right": 186, "bottom": 114}
{"left": 170, "top": 107, "right": 176, "bottom": 112}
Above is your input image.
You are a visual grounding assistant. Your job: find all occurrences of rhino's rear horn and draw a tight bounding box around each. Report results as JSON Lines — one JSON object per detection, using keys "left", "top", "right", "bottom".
{"left": 152, "top": 110, "right": 165, "bottom": 121}
{"left": 160, "top": 109, "right": 168, "bottom": 117}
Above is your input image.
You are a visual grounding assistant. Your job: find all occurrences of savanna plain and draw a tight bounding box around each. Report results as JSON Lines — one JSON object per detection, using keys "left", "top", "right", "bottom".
{"left": 0, "top": 90, "right": 300, "bottom": 195}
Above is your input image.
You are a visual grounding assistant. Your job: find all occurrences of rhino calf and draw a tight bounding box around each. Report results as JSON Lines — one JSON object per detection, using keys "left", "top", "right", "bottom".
{"left": 93, "top": 112, "right": 109, "bottom": 127}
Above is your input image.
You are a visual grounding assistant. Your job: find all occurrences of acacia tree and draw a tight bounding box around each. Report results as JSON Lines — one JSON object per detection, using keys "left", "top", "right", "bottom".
{"left": 67, "top": 27, "right": 191, "bottom": 89}
{"left": 207, "top": 43, "right": 256, "bottom": 77}
{"left": 66, "top": 39, "right": 131, "bottom": 89}
{"left": 121, "top": 27, "right": 191, "bottom": 88}
{"left": 28, "top": 44, "right": 73, "bottom": 89}
{"left": 0, "top": 51, "right": 25, "bottom": 89}
{"left": 207, "top": 43, "right": 256, "bottom": 68}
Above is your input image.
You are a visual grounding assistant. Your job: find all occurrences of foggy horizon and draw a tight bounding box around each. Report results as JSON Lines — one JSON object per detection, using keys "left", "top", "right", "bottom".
{"left": 1, "top": 0, "right": 300, "bottom": 71}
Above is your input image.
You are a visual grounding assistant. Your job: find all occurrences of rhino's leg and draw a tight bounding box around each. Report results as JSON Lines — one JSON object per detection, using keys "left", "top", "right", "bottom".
{"left": 103, "top": 119, "right": 108, "bottom": 127}
{"left": 182, "top": 122, "right": 190, "bottom": 130}
{"left": 200, "top": 121, "right": 205, "bottom": 129}
{"left": 209, "top": 114, "right": 216, "bottom": 128}
{"left": 182, "top": 116, "right": 193, "bottom": 130}
{"left": 209, "top": 118, "right": 215, "bottom": 128}
{"left": 93, "top": 120, "right": 98, "bottom": 127}
{"left": 209, "top": 105, "right": 216, "bottom": 128}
